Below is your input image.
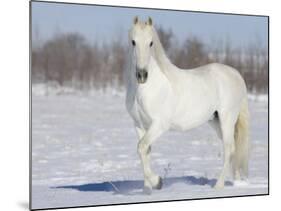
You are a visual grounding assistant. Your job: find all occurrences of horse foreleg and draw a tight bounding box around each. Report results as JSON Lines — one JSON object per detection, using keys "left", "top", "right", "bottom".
{"left": 136, "top": 127, "right": 151, "bottom": 189}
{"left": 137, "top": 122, "right": 166, "bottom": 192}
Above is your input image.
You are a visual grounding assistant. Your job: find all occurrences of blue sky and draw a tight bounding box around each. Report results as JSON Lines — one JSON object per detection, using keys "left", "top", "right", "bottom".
{"left": 31, "top": 1, "right": 268, "bottom": 48}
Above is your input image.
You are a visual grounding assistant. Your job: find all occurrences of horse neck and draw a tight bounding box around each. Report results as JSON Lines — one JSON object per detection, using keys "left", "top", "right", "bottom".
{"left": 152, "top": 27, "right": 176, "bottom": 78}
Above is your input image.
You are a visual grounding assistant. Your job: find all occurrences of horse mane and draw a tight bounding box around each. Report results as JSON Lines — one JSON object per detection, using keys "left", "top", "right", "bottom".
{"left": 152, "top": 27, "right": 178, "bottom": 79}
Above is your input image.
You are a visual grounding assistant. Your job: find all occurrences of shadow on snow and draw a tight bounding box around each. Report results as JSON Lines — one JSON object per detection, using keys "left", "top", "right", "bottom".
{"left": 53, "top": 176, "right": 232, "bottom": 195}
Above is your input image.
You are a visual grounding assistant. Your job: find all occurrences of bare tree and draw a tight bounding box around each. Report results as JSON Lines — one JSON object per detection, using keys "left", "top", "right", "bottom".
{"left": 174, "top": 36, "right": 209, "bottom": 69}
{"left": 31, "top": 28, "right": 268, "bottom": 93}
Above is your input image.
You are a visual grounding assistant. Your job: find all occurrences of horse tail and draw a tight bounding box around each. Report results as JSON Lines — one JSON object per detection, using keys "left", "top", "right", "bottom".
{"left": 233, "top": 97, "right": 250, "bottom": 178}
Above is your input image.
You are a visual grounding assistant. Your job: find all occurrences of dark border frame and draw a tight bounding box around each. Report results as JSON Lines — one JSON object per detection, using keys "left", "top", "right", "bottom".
{"left": 29, "top": 0, "right": 270, "bottom": 210}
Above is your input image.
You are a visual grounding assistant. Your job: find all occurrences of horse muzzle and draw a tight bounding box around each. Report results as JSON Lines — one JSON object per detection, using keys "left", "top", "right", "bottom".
{"left": 136, "top": 69, "right": 148, "bottom": 84}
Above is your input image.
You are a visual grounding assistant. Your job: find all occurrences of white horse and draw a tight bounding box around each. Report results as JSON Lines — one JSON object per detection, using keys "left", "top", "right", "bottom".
{"left": 126, "top": 17, "right": 249, "bottom": 192}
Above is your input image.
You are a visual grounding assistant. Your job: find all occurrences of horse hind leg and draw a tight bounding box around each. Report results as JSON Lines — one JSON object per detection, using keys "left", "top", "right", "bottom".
{"left": 214, "top": 112, "right": 237, "bottom": 189}
{"left": 208, "top": 111, "right": 222, "bottom": 140}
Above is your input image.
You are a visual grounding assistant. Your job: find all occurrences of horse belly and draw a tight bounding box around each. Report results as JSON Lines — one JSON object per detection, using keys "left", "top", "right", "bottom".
{"left": 171, "top": 94, "right": 217, "bottom": 131}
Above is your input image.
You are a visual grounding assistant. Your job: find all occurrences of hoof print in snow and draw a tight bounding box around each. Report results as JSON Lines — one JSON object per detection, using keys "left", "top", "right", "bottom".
{"left": 143, "top": 186, "right": 152, "bottom": 195}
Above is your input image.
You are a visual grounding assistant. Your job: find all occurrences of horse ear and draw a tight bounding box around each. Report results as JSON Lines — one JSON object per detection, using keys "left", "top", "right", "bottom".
{"left": 133, "top": 16, "right": 139, "bottom": 25}
{"left": 148, "top": 17, "right": 153, "bottom": 25}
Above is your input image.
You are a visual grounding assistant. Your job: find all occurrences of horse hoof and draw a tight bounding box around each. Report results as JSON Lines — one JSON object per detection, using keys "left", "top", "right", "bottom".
{"left": 143, "top": 186, "right": 152, "bottom": 195}
{"left": 153, "top": 176, "right": 163, "bottom": 190}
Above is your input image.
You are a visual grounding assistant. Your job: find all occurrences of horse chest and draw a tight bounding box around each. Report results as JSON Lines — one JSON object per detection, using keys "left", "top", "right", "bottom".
{"left": 130, "top": 94, "right": 152, "bottom": 129}
{"left": 129, "top": 82, "right": 173, "bottom": 129}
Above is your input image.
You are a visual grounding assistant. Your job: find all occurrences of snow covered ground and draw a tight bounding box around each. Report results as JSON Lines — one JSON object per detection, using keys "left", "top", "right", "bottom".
{"left": 31, "top": 86, "right": 268, "bottom": 210}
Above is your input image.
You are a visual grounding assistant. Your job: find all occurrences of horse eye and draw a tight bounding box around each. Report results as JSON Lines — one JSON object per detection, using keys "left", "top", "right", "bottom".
{"left": 149, "top": 41, "right": 153, "bottom": 47}
{"left": 132, "top": 40, "right": 136, "bottom": 46}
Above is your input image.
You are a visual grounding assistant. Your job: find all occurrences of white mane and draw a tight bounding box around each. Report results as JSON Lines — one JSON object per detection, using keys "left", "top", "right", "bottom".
{"left": 151, "top": 27, "right": 181, "bottom": 85}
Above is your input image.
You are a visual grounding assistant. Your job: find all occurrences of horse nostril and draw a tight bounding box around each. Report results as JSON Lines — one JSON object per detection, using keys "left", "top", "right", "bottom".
{"left": 136, "top": 69, "right": 148, "bottom": 83}
{"left": 144, "top": 71, "right": 148, "bottom": 79}
{"left": 136, "top": 72, "right": 141, "bottom": 79}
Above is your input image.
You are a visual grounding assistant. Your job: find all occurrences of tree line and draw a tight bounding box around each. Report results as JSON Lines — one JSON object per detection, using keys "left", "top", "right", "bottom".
{"left": 32, "top": 26, "right": 268, "bottom": 93}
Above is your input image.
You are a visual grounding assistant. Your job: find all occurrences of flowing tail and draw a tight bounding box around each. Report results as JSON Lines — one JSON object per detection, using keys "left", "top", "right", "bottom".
{"left": 233, "top": 98, "right": 250, "bottom": 179}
